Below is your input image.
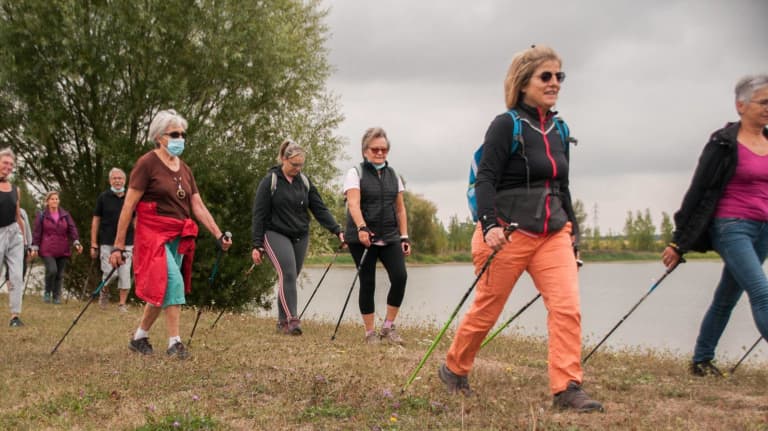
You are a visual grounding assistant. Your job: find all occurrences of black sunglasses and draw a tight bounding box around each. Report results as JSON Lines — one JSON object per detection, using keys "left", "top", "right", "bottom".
{"left": 538, "top": 71, "right": 566, "bottom": 83}
{"left": 164, "top": 131, "right": 187, "bottom": 139}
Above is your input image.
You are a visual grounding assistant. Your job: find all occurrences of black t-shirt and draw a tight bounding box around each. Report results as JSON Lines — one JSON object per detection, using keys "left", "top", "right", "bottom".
{"left": 94, "top": 190, "right": 134, "bottom": 245}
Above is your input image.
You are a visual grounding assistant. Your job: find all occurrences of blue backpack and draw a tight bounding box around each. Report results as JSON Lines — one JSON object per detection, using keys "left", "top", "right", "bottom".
{"left": 467, "top": 109, "right": 572, "bottom": 222}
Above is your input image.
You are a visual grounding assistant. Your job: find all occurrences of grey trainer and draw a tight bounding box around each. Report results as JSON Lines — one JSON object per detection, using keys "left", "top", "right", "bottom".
{"left": 365, "top": 331, "right": 380, "bottom": 344}
{"left": 690, "top": 360, "right": 724, "bottom": 377}
{"left": 380, "top": 325, "right": 404, "bottom": 345}
{"left": 166, "top": 341, "right": 189, "bottom": 360}
{"left": 438, "top": 363, "right": 472, "bottom": 396}
{"left": 553, "top": 381, "right": 604, "bottom": 413}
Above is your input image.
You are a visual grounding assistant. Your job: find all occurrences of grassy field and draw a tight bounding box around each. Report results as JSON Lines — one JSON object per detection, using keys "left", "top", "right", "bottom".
{"left": 1, "top": 293, "right": 766, "bottom": 430}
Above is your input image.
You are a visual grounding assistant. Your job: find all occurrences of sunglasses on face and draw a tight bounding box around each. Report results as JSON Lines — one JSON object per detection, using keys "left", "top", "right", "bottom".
{"left": 368, "top": 147, "right": 389, "bottom": 154}
{"left": 164, "top": 131, "right": 187, "bottom": 139}
{"left": 538, "top": 71, "right": 566, "bottom": 83}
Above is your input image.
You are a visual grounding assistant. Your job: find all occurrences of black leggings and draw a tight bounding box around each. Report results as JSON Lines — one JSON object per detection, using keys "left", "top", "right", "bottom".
{"left": 42, "top": 256, "right": 68, "bottom": 300}
{"left": 348, "top": 243, "right": 407, "bottom": 315}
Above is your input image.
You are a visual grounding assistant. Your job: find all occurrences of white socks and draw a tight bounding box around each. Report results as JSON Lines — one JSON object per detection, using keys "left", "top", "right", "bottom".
{"left": 168, "top": 336, "right": 181, "bottom": 349}
{"left": 133, "top": 328, "right": 149, "bottom": 340}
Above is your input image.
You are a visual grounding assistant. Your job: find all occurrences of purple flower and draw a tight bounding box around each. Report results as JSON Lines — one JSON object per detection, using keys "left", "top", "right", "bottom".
{"left": 173, "top": 421, "right": 180, "bottom": 427}
{"left": 148, "top": 404, "right": 156, "bottom": 412}
{"left": 315, "top": 374, "right": 326, "bottom": 383}
{"left": 192, "top": 395, "right": 200, "bottom": 401}
{"left": 382, "top": 389, "right": 393, "bottom": 398}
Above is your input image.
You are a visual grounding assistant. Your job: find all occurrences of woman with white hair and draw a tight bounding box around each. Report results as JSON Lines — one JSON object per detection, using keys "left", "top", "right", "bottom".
{"left": 110, "top": 109, "right": 232, "bottom": 360}
{"left": 663, "top": 74, "right": 768, "bottom": 377}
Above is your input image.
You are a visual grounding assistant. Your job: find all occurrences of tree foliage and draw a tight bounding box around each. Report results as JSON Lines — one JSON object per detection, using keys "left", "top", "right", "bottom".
{"left": 403, "top": 191, "right": 446, "bottom": 255}
{"left": 0, "top": 0, "right": 343, "bottom": 309}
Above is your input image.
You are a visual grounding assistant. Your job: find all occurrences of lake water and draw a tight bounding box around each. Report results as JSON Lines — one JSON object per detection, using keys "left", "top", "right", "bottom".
{"left": 272, "top": 260, "right": 767, "bottom": 364}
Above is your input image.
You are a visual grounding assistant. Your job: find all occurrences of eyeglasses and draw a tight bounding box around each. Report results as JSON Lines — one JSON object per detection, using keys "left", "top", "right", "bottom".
{"left": 538, "top": 71, "right": 566, "bottom": 83}
{"left": 367, "top": 147, "right": 389, "bottom": 154}
{"left": 750, "top": 99, "right": 768, "bottom": 108}
{"left": 289, "top": 161, "right": 304, "bottom": 168}
{"left": 164, "top": 131, "right": 187, "bottom": 139}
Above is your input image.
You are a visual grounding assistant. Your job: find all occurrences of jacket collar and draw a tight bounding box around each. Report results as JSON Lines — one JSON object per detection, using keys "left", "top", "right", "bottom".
{"left": 516, "top": 101, "right": 557, "bottom": 122}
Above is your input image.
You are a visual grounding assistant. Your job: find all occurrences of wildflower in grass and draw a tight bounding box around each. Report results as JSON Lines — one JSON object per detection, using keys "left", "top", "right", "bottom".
{"left": 192, "top": 394, "right": 200, "bottom": 401}
{"left": 382, "top": 388, "right": 393, "bottom": 398}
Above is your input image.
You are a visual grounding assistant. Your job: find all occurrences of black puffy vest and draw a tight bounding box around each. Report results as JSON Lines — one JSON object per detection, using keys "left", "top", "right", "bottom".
{"left": 345, "top": 163, "right": 400, "bottom": 244}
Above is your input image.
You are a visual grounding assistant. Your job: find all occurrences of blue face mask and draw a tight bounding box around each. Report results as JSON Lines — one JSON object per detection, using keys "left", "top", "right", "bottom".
{"left": 110, "top": 187, "right": 125, "bottom": 194}
{"left": 166, "top": 139, "right": 185, "bottom": 157}
{"left": 372, "top": 162, "right": 386, "bottom": 170}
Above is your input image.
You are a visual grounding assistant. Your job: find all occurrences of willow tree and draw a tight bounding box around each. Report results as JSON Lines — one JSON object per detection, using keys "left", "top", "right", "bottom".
{"left": 0, "top": 0, "right": 343, "bottom": 308}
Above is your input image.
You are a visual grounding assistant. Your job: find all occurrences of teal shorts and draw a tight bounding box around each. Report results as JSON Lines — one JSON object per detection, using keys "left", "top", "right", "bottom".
{"left": 162, "top": 237, "right": 186, "bottom": 308}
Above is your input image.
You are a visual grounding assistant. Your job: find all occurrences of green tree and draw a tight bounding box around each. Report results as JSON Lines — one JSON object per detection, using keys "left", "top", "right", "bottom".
{"left": 403, "top": 191, "right": 446, "bottom": 256}
{"left": 0, "top": 0, "right": 342, "bottom": 309}
{"left": 660, "top": 211, "right": 674, "bottom": 246}
{"left": 446, "top": 215, "right": 475, "bottom": 253}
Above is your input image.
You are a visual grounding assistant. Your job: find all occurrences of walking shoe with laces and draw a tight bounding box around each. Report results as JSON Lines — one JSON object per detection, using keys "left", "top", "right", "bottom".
{"left": 276, "top": 320, "right": 290, "bottom": 334}
{"left": 166, "top": 341, "right": 189, "bottom": 360}
{"left": 380, "top": 325, "right": 404, "bottom": 345}
{"left": 52, "top": 297, "right": 61, "bottom": 305}
{"left": 438, "top": 363, "right": 472, "bottom": 396}
{"left": 118, "top": 304, "right": 128, "bottom": 313}
{"left": 690, "top": 359, "right": 724, "bottom": 377}
{"left": 43, "top": 292, "right": 51, "bottom": 303}
{"left": 287, "top": 318, "right": 302, "bottom": 336}
{"left": 365, "top": 331, "right": 380, "bottom": 344}
{"left": 129, "top": 337, "right": 154, "bottom": 355}
{"left": 553, "top": 381, "right": 604, "bottom": 413}
{"left": 9, "top": 316, "right": 23, "bottom": 327}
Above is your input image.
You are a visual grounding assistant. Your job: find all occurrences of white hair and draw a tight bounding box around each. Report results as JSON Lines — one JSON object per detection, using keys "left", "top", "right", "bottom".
{"left": 735, "top": 74, "right": 768, "bottom": 103}
{"left": 148, "top": 109, "right": 188, "bottom": 145}
{"left": 108, "top": 167, "right": 126, "bottom": 178}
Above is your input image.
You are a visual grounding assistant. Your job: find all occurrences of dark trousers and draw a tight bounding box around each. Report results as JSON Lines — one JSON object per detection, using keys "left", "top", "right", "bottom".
{"left": 42, "top": 256, "right": 68, "bottom": 300}
{"left": 348, "top": 243, "right": 407, "bottom": 315}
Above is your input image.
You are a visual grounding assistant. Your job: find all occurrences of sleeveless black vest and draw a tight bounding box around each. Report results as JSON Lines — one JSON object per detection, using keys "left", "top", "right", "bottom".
{"left": 345, "top": 163, "right": 400, "bottom": 244}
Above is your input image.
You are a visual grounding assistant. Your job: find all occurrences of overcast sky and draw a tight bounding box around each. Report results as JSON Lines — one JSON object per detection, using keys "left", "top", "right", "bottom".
{"left": 321, "top": 0, "right": 767, "bottom": 233}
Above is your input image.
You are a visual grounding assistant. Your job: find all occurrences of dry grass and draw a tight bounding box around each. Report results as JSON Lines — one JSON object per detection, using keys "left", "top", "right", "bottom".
{"left": 1, "top": 293, "right": 767, "bottom": 430}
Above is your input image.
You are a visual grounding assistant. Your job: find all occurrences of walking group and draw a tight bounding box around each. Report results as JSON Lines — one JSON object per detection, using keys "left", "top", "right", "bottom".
{"left": 2, "top": 45, "right": 767, "bottom": 413}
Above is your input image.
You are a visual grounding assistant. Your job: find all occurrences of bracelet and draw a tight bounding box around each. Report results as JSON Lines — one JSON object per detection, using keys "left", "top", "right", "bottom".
{"left": 357, "top": 224, "right": 367, "bottom": 232}
{"left": 667, "top": 242, "right": 682, "bottom": 255}
{"left": 400, "top": 237, "right": 411, "bottom": 244}
{"left": 358, "top": 226, "right": 373, "bottom": 235}
{"left": 110, "top": 248, "right": 126, "bottom": 255}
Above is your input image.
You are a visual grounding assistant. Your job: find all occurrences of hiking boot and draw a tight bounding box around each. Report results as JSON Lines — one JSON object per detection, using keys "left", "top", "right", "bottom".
{"left": 9, "top": 316, "right": 23, "bottom": 327}
{"left": 438, "top": 363, "right": 472, "bottom": 396}
{"left": 166, "top": 341, "right": 189, "bottom": 360}
{"left": 287, "top": 318, "right": 302, "bottom": 336}
{"left": 365, "top": 331, "right": 380, "bottom": 344}
{"left": 553, "top": 381, "right": 604, "bottom": 413}
{"left": 380, "top": 325, "right": 404, "bottom": 345}
{"left": 43, "top": 292, "right": 51, "bottom": 303}
{"left": 118, "top": 304, "right": 128, "bottom": 313}
{"left": 129, "top": 337, "right": 154, "bottom": 355}
{"left": 690, "top": 359, "right": 724, "bottom": 377}
{"left": 99, "top": 290, "right": 109, "bottom": 309}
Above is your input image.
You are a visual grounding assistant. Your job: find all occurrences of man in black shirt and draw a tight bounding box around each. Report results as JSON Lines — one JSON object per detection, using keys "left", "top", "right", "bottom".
{"left": 90, "top": 168, "right": 134, "bottom": 311}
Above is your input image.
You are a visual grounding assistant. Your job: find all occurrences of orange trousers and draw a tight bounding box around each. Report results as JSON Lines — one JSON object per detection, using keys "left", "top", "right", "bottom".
{"left": 445, "top": 223, "right": 583, "bottom": 395}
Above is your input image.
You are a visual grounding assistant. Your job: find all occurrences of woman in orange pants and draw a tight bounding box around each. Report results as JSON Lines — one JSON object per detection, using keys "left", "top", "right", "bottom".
{"left": 439, "top": 45, "right": 603, "bottom": 413}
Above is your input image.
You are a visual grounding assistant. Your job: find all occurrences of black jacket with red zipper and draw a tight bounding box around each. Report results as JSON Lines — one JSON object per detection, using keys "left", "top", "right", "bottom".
{"left": 475, "top": 101, "right": 579, "bottom": 241}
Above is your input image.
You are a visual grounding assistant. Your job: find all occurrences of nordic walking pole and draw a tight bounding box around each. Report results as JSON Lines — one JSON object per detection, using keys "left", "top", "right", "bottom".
{"left": 582, "top": 258, "right": 684, "bottom": 364}
{"left": 210, "top": 263, "right": 256, "bottom": 329}
{"left": 402, "top": 223, "right": 518, "bottom": 392}
{"left": 51, "top": 265, "right": 119, "bottom": 355}
{"left": 480, "top": 293, "right": 541, "bottom": 348}
{"left": 21, "top": 253, "right": 34, "bottom": 297}
{"left": 331, "top": 247, "right": 369, "bottom": 341}
{"left": 730, "top": 336, "right": 763, "bottom": 374}
{"left": 300, "top": 245, "right": 343, "bottom": 320}
{"left": 188, "top": 232, "right": 231, "bottom": 346}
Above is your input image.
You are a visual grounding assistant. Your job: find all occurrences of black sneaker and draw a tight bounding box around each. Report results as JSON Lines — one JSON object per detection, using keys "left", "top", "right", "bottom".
{"left": 690, "top": 359, "right": 724, "bottom": 377}
{"left": 287, "top": 318, "right": 302, "bottom": 336}
{"left": 166, "top": 341, "right": 189, "bottom": 360}
{"left": 9, "top": 316, "right": 23, "bottom": 327}
{"left": 553, "top": 381, "right": 604, "bottom": 413}
{"left": 129, "top": 337, "right": 154, "bottom": 355}
{"left": 438, "top": 363, "right": 472, "bottom": 396}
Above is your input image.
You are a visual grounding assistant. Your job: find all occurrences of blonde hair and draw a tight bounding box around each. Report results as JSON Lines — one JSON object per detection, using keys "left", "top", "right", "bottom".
{"left": 360, "top": 127, "right": 390, "bottom": 156}
{"left": 44, "top": 191, "right": 59, "bottom": 208}
{"left": 276, "top": 139, "right": 305, "bottom": 164}
{"left": 503, "top": 45, "right": 562, "bottom": 109}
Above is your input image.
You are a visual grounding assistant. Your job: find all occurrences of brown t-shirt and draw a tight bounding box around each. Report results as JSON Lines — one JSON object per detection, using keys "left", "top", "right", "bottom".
{"left": 129, "top": 150, "right": 199, "bottom": 220}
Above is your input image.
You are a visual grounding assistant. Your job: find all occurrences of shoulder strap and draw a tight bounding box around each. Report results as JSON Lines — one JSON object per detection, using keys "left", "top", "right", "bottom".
{"left": 553, "top": 116, "right": 576, "bottom": 157}
{"left": 299, "top": 173, "right": 309, "bottom": 190}
{"left": 270, "top": 172, "right": 277, "bottom": 196}
{"left": 505, "top": 109, "right": 524, "bottom": 154}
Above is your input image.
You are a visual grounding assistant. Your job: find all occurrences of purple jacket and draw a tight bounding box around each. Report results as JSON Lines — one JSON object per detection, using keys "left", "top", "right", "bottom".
{"left": 32, "top": 209, "right": 80, "bottom": 257}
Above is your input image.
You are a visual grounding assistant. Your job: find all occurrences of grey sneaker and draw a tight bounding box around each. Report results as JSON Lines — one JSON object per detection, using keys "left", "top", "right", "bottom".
{"left": 553, "top": 381, "right": 604, "bottom": 413}
{"left": 9, "top": 316, "right": 23, "bottom": 327}
{"left": 365, "top": 331, "right": 380, "bottom": 345}
{"left": 118, "top": 304, "right": 128, "bottom": 313}
{"left": 287, "top": 318, "right": 302, "bottom": 336}
{"left": 129, "top": 337, "right": 154, "bottom": 355}
{"left": 276, "top": 320, "right": 290, "bottom": 334}
{"left": 690, "top": 360, "right": 724, "bottom": 377}
{"left": 166, "top": 341, "right": 189, "bottom": 360}
{"left": 99, "top": 289, "right": 109, "bottom": 309}
{"left": 380, "top": 325, "right": 404, "bottom": 345}
{"left": 438, "top": 363, "right": 472, "bottom": 396}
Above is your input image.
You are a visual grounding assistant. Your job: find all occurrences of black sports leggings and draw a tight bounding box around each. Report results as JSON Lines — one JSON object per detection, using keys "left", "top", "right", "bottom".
{"left": 348, "top": 243, "right": 407, "bottom": 315}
